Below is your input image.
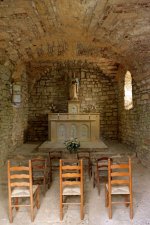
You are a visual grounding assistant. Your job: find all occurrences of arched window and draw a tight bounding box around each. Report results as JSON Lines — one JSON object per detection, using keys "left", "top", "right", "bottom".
{"left": 124, "top": 71, "right": 133, "bottom": 110}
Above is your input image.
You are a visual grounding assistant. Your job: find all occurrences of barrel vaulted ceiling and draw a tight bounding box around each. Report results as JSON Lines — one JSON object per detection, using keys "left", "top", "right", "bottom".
{"left": 0, "top": 0, "right": 150, "bottom": 79}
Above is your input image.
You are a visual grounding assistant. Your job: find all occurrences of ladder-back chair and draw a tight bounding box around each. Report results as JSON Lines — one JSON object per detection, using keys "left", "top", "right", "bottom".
{"left": 49, "top": 151, "right": 62, "bottom": 182}
{"left": 8, "top": 160, "right": 40, "bottom": 223}
{"left": 31, "top": 157, "right": 50, "bottom": 195}
{"left": 60, "top": 159, "right": 84, "bottom": 221}
{"left": 93, "top": 157, "right": 109, "bottom": 195}
{"left": 105, "top": 158, "right": 133, "bottom": 219}
{"left": 77, "top": 152, "right": 92, "bottom": 179}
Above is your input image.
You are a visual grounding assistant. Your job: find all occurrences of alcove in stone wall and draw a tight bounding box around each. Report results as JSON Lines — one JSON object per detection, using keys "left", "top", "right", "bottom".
{"left": 27, "top": 62, "right": 118, "bottom": 141}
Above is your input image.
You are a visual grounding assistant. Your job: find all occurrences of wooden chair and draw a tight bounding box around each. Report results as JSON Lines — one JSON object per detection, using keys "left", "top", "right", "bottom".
{"left": 93, "top": 157, "right": 109, "bottom": 195}
{"left": 60, "top": 159, "right": 84, "bottom": 221}
{"left": 8, "top": 160, "right": 40, "bottom": 223}
{"left": 31, "top": 157, "right": 50, "bottom": 195}
{"left": 49, "top": 151, "right": 62, "bottom": 182}
{"left": 105, "top": 158, "right": 133, "bottom": 219}
{"left": 77, "top": 152, "right": 92, "bottom": 179}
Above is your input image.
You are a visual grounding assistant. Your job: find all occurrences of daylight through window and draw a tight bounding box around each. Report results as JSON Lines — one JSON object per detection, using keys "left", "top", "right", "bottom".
{"left": 124, "top": 71, "right": 133, "bottom": 110}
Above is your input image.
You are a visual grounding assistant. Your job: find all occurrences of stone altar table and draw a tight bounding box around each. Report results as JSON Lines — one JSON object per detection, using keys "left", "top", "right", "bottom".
{"left": 48, "top": 113, "right": 100, "bottom": 143}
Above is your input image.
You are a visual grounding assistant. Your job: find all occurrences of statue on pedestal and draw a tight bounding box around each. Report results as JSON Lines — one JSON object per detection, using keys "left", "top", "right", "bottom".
{"left": 69, "top": 78, "right": 79, "bottom": 100}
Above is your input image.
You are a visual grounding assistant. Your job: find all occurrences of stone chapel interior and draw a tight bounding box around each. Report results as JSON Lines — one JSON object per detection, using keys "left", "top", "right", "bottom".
{"left": 0, "top": 1, "right": 150, "bottom": 224}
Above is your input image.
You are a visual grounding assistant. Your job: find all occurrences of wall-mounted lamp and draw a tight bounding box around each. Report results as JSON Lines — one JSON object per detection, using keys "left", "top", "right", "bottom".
{"left": 12, "top": 82, "right": 21, "bottom": 106}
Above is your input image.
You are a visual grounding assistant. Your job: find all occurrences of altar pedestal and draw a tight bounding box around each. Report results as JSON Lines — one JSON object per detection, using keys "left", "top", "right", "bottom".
{"left": 48, "top": 113, "right": 100, "bottom": 143}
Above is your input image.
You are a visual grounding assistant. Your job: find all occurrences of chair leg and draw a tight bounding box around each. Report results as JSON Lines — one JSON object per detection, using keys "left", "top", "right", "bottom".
{"left": 108, "top": 193, "right": 112, "bottom": 219}
{"left": 80, "top": 195, "right": 84, "bottom": 220}
{"left": 30, "top": 196, "right": 34, "bottom": 222}
{"left": 15, "top": 197, "right": 19, "bottom": 211}
{"left": 88, "top": 162, "right": 91, "bottom": 179}
{"left": 50, "top": 164, "right": 53, "bottom": 182}
{"left": 48, "top": 171, "right": 51, "bottom": 189}
{"left": 105, "top": 185, "right": 108, "bottom": 207}
{"left": 125, "top": 195, "right": 129, "bottom": 207}
{"left": 97, "top": 175, "right": 100, "bottom": 195}
{"left": 130, "top": 194, "right": 133, "bottom": 219}
{"left": 93, "top": 172, "right": 96, "bottom": 188}
{"left": 8, "top": 197, "right": 13, "bottom": 223}
{"left": 31, "top": 206, "right": 34, "bottom": 222}
{"left": 44, "top": 177, "right": 46, "bottom": 195}
{"left": 60, "top": 195, "right": 63, "bottom": 221}
{"left": 36, "top": 186, "right": 40, "bottom": 209}
{"left": 90, "top": 165, "right": 92, "bottom": 178}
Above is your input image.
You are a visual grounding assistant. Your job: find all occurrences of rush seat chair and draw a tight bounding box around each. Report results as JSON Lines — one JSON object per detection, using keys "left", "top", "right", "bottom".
{"left": 77, "top": 152, "right": 92, "bottom": 179}
{"left": 8, "top": 160, "right": 40, "bottom": 223}
{"left": 31, "top": 157, "right": 50, "bottom": 195}
{"left": 60, "top": 159, "right": 84, "bottom": 221}
{"left": 105, "top": 158, "right": 133, "bottom": 219}
{"left": 49, "top": 151, "right": 62, "bottom": 182}
{"left": 93, "top": 157, "right": 109, "bottom": 195}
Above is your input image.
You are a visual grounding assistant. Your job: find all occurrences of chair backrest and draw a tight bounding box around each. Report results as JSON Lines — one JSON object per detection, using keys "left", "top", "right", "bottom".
{"left": 77, "top": 152, "right": 90, "bottom": 165}
{"left": 49, "top": 151, "right": 62, "bottom": 167}
{"left": 49, "top": 151, "right": 62, "bottom": 160}
{"left": 77, "top": 151, "right": 90, "bottom": 159}
{"left": 8, "top": 160, "right": 33, "bottom": 194}
{"left": 108, "top": 157, "right": 132, "bottom": 191}
{"left": 97, "top": 157, "right": 109, "bottom": 171}
{"left": 60, "top": 159, "right": 83, "bottom": 193}
{"left": 31, "top": 157, "right": 47, "bottom": 175}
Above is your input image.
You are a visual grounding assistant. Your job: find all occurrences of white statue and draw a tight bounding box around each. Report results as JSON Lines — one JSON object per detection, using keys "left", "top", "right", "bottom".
{"left": 69, "top": 78, "right": 79, "bottom": 100}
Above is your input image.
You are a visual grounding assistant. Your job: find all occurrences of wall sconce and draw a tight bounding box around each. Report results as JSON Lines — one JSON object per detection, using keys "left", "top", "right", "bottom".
{"left": 12, "top": 82, "right": 21, "bottom": 106}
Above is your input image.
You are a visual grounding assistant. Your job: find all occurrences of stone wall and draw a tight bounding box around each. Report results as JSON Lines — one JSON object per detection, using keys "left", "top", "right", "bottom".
{"left": 79, "top": 70, "right": 118, "bottom": 139}
{"left": 0, "top": 65, "right": 28, "bottom": 166}
{"left": 27, "top": 62, "right": 118, "bottom": 141}
{"left": 135, "top": 76, "right": 150, "bottom": 166}
{"left": 27, "top": 65, "right": 68, "bottom": 141}
{"left": 118, "top": 67, "right": 150, "bottom": 166}
{"left": 0, "top": 65, "right": 13, "bottom": 166}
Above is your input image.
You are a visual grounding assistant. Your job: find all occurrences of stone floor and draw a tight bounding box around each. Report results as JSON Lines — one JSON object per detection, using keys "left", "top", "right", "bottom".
{"left": 0, "top": 141, "right": 150, "bottom": 225}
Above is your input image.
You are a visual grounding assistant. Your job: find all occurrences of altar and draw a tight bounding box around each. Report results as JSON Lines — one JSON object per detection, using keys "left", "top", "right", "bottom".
{"left": 39, "top": 77, "right": 108, "bottom": 152}
{"left": 48, "top": 113, "right": 100, "bottom": 142}
{"left": 48, "top": 77, "right": 101, "bottom": 144}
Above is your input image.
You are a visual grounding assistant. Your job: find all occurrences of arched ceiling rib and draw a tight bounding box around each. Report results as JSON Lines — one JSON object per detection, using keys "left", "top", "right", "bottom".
{"left": 0, "top": 0, "right": 149, "bottom": 79}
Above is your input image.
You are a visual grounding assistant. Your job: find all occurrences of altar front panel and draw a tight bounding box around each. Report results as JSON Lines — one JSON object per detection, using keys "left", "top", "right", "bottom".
{"left": 48, "top": 113, "right": 100, "bottom": 143}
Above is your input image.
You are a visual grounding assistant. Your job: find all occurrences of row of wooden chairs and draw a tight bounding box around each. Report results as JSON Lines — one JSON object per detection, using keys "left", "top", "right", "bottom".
{"left": 49, "top": 151, "right": 92, "bottom": 180}
{"left": 8, "top": 157, "right": 84, "bottom": 222}
{"left": 7, "top": 156, "right": 133, "bottom": 222}
{"left": 93, "top": 157, "right": 133, "bottom": 219}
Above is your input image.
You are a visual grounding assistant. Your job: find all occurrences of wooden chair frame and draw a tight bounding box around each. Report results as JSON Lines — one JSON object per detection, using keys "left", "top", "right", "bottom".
{"left": 31, "top": 157, "right": 50, "bottom": 195}
{"left": 49, "top": 151, "right": 62, "bottom": 182}
{"left": 8, "top": 160, "right": 40, "bottom": 223}
{"left": 77, "top": 152, "right": 92, "bottom": 179}
{"left": 60, "top": 159, "right": 84, "bottom": 221}
{"left": 93, "top": 157, "right": 108, "bottom": 195}
{"left": 105, "top": 158, "right": 133, "bottom": 219}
